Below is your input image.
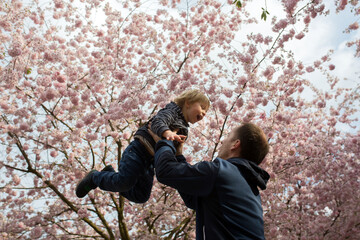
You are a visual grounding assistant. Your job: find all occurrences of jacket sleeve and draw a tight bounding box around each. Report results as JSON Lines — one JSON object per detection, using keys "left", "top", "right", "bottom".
{"left": 154, "top": 140, "right": 218, "bottom": 197}
{"left": 150, "top": 106, "right": 176, "bottom": 138}
{"left": 175, "top": 155, "right": 196, "bottom": 209}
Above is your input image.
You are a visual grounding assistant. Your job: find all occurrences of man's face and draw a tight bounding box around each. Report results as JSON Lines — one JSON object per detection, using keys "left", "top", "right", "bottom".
{"left": 217, "top": 128, "right": 238, "bottom": 159}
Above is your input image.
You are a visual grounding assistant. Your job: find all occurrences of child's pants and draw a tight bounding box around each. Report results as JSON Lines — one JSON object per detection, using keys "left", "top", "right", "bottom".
{"left": 92, "top": 139, "right": 154, "bottom": 203}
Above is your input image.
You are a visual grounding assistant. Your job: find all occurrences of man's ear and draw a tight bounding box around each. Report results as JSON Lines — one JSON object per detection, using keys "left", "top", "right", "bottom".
{"left": 231, "top": 139, "right": 241, "bottom": 151}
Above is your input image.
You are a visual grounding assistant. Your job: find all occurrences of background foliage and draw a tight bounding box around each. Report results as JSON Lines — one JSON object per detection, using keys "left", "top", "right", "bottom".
{"left": 0, "top": 0, "right": 359, "bottom": 239}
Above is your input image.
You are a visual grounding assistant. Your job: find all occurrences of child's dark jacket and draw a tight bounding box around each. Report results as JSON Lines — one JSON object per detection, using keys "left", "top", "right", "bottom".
{"left": 154, "top": 140, "right": 270, "bottom": 240}
{"left": 135, "top": 102, "right": 189, "bottom": 148}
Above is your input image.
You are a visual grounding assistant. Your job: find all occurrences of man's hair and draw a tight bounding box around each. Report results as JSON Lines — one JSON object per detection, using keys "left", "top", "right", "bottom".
{"left": 174, "top": 89, "right": 210, "bottom": 110}
{"left": 234, "top": 123, "right": 269, "bottom": 165}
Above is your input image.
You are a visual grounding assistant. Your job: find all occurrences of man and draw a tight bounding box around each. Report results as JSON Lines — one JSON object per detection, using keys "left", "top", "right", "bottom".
{"left": 151, "top": 123, "right": 270, "bottom": 240}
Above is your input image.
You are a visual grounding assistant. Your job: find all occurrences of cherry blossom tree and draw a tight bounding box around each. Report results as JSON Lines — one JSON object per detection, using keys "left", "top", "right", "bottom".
{"left": 0, "top": 0, "right": 359, "bottom": 239}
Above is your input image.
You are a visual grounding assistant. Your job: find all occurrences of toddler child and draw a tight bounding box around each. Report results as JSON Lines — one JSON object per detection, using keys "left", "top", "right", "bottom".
{"left": 76, "top": 89, "right": 210, "bottom": 203}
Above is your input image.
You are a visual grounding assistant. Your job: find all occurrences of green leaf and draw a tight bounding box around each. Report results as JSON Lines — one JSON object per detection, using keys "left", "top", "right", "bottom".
{"left": 26, "top": 68, "right": 32, "bottom": 75}
{"left": 261, "top": 12, "right": 265, "bottom": 21}
{"left": 236, "top": 1, "right": 242, "bottom": 8}
{"left": 261, "top": 9, "right": 269, "bottom": 21}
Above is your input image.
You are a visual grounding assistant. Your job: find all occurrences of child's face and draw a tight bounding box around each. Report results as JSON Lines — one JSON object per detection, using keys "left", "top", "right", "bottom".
{"left": 183, "top": 101, "right": 207, "bottom": 124}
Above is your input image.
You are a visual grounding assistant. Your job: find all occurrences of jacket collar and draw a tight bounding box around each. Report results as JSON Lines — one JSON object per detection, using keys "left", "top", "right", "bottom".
{"left": 168, "top": 102, "right": 189, "bottom": 127}
{"left": 227, "top": 157, "right": 270, "bottom": 190}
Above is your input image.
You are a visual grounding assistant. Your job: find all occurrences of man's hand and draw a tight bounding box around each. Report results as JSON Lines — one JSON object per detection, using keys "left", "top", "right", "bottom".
{"left": 162, "top": 130, "right": 186, "bottom": 143}
{"left": 148, "top": 129, "right": 185, "bottom": 156}
{"left": 175, "top": 142, "right": 184, "bottom": 156}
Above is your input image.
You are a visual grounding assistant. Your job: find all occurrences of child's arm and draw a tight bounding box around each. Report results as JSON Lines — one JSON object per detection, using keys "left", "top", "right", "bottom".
{"left": 150, "top": 106, "right": 175, "bottom": 138}
{"left": 150, "top": 104, "right": 186, "bottom": 142}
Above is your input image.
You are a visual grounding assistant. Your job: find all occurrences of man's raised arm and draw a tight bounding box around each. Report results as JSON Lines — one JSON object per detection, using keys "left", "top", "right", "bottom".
{"left": 154, "top": 140, "right": 218, "bottom": 197}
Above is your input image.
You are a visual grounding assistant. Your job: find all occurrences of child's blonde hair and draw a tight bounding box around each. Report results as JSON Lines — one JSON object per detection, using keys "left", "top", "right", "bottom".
{"left": 174, "top": 89, "right": 210, "bottom": 111}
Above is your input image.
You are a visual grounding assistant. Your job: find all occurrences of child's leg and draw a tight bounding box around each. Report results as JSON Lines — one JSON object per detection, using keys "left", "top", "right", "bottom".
{"left": 92, "top": 139, "right": 152, "bottom": 192}
{"left": 120, "top": 164, "right": 154, "bottom": 203}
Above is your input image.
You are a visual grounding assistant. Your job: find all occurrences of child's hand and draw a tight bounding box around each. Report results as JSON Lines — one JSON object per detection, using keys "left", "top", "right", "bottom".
{"left": 163, "top": 130, "right": 186, "bottom": 143}
{"left": 173, "top": 134, "right": 187, "bottom": 143}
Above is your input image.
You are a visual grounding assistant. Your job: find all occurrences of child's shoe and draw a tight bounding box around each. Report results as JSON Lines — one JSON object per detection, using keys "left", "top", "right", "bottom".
{"left": 101, "top": 165, "right": 115, "bottom": 172}
{"left": 75, "top": 170, "right": 98, "bottom": 198}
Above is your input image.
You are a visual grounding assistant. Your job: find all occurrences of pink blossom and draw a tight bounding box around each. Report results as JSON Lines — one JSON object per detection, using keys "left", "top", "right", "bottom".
{"left": 287, "top": 60, "right": 294, "bottom": 69}
{"left": 311, "top": 10, "right": 317, "bottom": 18}
{"left": 169, "top": 77, "right": 180, "bottom": 91}
{"left": 12, "top": 174, "right": 20, "bottom": 186}
{"left": 247, "top": 101, "right": 255, "bottom": 109}
{"left": 183, "top": 72, "right": 192, "bottom": 80}
{"left": 273, "top": 57, "right": 281, "bottom": 64}
{"left": 255, "top": 33, "right": 264, "bottom": 43}
{"left": 75, "top": 20, "right": 82, "bottom": 28}
{"left": 50, "top": 150, "right": 58, "bottom": 158}
{"left": 238, "top": 76, "right": 247, "bottom": 86}
{"left": 223, "top": 89, "right": 233, "bottom": 98}
{"left": 57, "top": 74, "right": 66, "bottom": 83}
{"left": 306, "top": 66, "right": 314, "bottom": 72}
{"left": 216, "top": 100, "right": 228, "bottom": 115}
{"left": 77, "top": 207, "right": 89, "bottom": 218}
{"left": 18, "top": 222, "right": 25, "bottom": 229}
{"left": 45, "top": 88, "right": 57, "bottom": 101}
{"left": 264, "top": 36, "right": 272, "bottom": 45}
{"left": 30, "top": 226, "right": 43, "bottom": 239}
{"left": 329, "top": 64, "right": 335, "bottom": 70}
{"left": 246, "top": 111, "right": 255, "bottom": 120}
{"left": 8, "top": 47, "right": 22, "bottom": 57}
{"left": 44, "top": 51, "right": 55, "bottom": 62}
{"left": 81, "top": 92, "right": 90, "bottom": 102}
{"left": 262, "top": 98, "right": 268, "bottom": 106}
{"left": 19, "top": 123, "right": 31, "bottom": 132}
{"left": 71, "top": 96, "right": 79, "bottom": 105}
{"left": 317, "top": 101, "right": 326, "bottom": 108}
{"left": 0, "top": 101, "right": 9, "bottom": 110}
{"left": 304, "top": 15, "right": 311, "bottom": 24}
{"left": 284, "top": 0, "right": 298, "bottom": 14}
{"left": 114, "top": 70, "right": 126, "bottom": 80}
{"left": 295, "top": 32, "right": 305, "bottom": 40}
{"left": 83, "top": 112, "right": 97, "bottom": 125}
{"left": 237, "top": 98, "right": 244, "bottom": 107}
{"left": 0, "top": 20, "right": 11, "bottom": 31}
{"left": 263, "top": 66, "right": 275, "bottom": 80}
{"left": 123, "top": 132, "right": 131, "bottom": 139}
{"left": 91, "top": 51, "right": 102, "bottom": 58}
{"left": 338, "top": 0, "right": 348, "bottom": 10}
{"left": 314, "top": 61, "right": 321, "bottom": 68}
{"left": 209, "top": 29, "right": 215, "bottom": 37}
{"left": 210, "top": 120, "right": 217, "bottom": 129}
{"left": 348, "top": 22, "right": 359, "bottom": 30}
{"left": 273, "top": 19, "right": 288, "bottom": 32}
{"left": 86, "top": 133, "right": 98, "bottom": 141}
{"left": 254, "top": 97, "right": 262, "bottom": 105}
{"left": 97, "top": 30, "right": 104, "bottom": 37}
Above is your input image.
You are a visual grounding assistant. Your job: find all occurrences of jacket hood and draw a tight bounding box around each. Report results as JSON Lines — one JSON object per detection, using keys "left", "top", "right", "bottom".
{"left": 227, "top": 158, "right": 270, "bottom": 190}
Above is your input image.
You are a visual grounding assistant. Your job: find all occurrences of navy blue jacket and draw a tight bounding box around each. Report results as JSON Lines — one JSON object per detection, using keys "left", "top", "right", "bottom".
{"left": 135, "top": 102, "right": 189, "bottom": 148}
{"left": 154, "top": 140, "right": 270, "bottom": 240}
